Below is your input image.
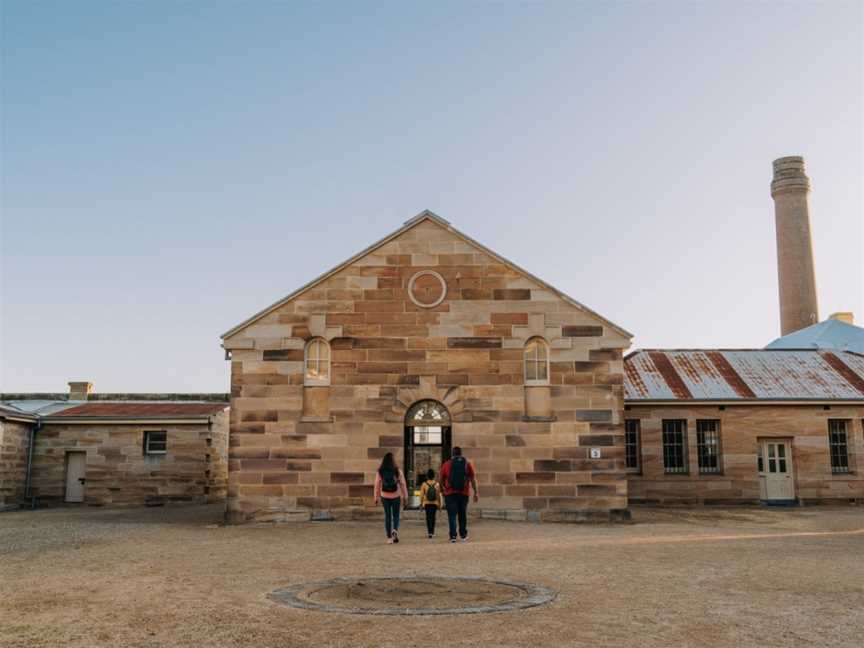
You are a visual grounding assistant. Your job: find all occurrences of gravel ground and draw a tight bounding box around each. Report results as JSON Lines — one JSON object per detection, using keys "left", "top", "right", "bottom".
{"left": 1, "top": 504, "right": 862, "bottom": 648}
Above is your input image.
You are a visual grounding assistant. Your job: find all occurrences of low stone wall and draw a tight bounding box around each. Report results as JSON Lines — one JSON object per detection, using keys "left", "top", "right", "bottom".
{"left": 31, "top": 417, "right": 229, "bottom": 507}
{"left": 626, "top": 404, "right": 864, "bottom": 505}
{"left": 0, "top": 419, "right": 31, "bottom": 510}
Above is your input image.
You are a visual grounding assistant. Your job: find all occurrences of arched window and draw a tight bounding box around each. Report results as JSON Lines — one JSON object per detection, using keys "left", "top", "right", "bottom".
{"left": 304, "top": 338, "right": 330, "bottom": 385}
{"left": 524, "top": 337, "right": 550, "bottom": 385}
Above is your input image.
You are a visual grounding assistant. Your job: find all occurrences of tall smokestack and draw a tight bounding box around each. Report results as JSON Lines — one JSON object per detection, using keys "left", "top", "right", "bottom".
{"left": 771, "top": 156, "right": 819, "bottom": 335}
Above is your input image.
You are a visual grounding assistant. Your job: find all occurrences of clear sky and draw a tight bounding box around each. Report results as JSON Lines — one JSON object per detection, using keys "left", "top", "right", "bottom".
{"left": 1, "top": 1, "right": 861, "bottom": 392}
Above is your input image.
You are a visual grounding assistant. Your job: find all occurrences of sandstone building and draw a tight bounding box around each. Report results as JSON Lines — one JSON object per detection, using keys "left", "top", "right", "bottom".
{"left": 625, "top": 349, "right": 864, "bottom": 504}
{"left": 222, "top": 211, "right": 633, "bottom": 523}
{"left": 0, "top": 384, "right": 229, "bottom": 509}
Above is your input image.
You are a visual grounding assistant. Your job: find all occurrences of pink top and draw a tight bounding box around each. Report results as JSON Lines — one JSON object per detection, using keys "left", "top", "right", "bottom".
{"left": 374, "top": 469, "right": 408, "bottom": 500}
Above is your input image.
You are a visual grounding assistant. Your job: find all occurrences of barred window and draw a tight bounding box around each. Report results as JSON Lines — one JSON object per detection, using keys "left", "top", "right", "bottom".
{"left": 662, "top": 419, "right": 688, "bottom": 474}
{"left": 625, "top": 419, "right": 641, "bottom": 473}
{"left": 696, "top": 420, "right": 722, "bottom": 475}
{"left": 828, "top": 420, "right": 850, "bottom": 474}
{"left": 144, "top": 431, "right": 167, "bottom": 455}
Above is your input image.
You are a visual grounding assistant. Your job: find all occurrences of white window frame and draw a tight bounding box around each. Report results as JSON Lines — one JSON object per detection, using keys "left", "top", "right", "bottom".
{"left": 524, "top": 337, "right": 550, "bottom": 386}
{"left": 304, "top": 337, "right": 331, "bottom": 386}
{"left": 144, "top": 430, "right": 167, "bottom": 456}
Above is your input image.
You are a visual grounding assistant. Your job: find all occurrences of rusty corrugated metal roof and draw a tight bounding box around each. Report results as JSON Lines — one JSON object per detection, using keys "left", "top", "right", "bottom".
{"left": 48, "top": 402, "right": 228, "bottom": 418}
{"left": 625, "top": 349, "right": 864, "bottom": 401}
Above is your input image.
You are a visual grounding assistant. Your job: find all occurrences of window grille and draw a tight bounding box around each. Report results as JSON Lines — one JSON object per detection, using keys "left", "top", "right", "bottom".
{"left": 144, "top": 431, "right": 167, "bottom": 455}
{"left": 304, "top": 338, "right": 331, "bottom": 385}
{"left": 625, "top": 419, "right": 641, "bottom": 473}
{"left": 662, "top": 419, "right": 687, "bottom": 474}
{"left": 828, "top": 420, "right": 851, "bottom": 474}
{"left": 696, "top": 420, "right": 722, "bottom": 475}
{"left": 523, "top": 337, "right": 549, "bottom": 385}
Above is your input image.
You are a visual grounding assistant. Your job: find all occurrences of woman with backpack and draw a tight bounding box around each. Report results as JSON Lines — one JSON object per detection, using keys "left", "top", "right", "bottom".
{"left": 373, "top": 452, "right": 408, "bottom": 544}
{"left": 419, "top": 468, "right": 443, "bottom": 538}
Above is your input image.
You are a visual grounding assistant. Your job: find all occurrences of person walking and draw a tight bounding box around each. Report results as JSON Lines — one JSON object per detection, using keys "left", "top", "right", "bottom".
{"left": 419, "top": 468, "right": 443, "bottom": 538}
{"left": 373, "top": 452, "right": 408, "bottom": 544}
{"left": 439, "top": 447, "right": 478, "bottom": 543}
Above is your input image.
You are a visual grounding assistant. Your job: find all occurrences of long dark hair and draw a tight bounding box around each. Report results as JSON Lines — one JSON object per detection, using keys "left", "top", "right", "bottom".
{"left": 378, "top": 452, "right": 399, "bottom": 475}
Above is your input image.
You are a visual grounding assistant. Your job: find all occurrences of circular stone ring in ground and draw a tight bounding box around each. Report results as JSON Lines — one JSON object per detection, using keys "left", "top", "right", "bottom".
{"left": 268, "top": 576, "right": 557, "bottom": 616}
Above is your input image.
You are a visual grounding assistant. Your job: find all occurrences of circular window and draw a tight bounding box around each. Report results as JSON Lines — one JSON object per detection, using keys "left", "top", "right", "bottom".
{"left": 408, "top": 270, "right": 447, "bottom": 308}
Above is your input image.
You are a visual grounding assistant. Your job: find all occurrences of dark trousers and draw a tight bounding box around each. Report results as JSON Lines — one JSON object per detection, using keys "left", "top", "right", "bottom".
{"left": 424, "top": 505, "right": 437, "bottom": 535}
{"left": 382, "top": 497, "right": 400, "bottom": 537}
{"left": 445, "top": 493, "right": 469, "bottom": 539}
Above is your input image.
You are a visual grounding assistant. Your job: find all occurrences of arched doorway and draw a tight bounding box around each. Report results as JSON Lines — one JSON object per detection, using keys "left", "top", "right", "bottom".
{"left": 404, "top": 400, "right": 452, "bottom": 504}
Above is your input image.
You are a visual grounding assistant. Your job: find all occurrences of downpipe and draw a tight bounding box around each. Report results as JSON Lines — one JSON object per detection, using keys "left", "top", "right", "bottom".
{"left": 24, "top": 419, "right": 41, "bottom": 509}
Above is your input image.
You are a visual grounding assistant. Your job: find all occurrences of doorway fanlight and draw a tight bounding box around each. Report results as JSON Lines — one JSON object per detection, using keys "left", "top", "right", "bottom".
{"left": 405, "top": 400, "right": 450, "bottom": 425}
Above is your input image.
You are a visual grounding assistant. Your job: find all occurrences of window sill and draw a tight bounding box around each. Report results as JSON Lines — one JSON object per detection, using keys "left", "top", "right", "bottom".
{"left": 300, "top": 416, "right": 334, "bottom": 423}
{"left": 521, "top": 415, "right": 557, "bottom": 422}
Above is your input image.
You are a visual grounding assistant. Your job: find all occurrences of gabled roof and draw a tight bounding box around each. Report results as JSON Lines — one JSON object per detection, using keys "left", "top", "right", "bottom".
{"left": 766, "top": 318, "right": 864, "bottom": 354}
{"left": 625, "top": 348, "right": 864, "bottom": 402}
{"left": 221, "top": 210, "right": 633, "bottom": 340}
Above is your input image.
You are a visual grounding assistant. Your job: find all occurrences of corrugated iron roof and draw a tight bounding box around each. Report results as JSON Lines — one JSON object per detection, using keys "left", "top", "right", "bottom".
{"left": 625, "top": 349, "right": 864, "bottom": 401}
{"left": 48, "top": 402, "right": 228, "bottom": 418}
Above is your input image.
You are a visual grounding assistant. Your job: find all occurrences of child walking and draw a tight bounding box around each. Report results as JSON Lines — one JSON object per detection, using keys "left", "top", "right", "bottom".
{"left": 419, "top": 468, "right": 443, "bottom": 538}
{"left": 373, "top": 452, "right": 408, "bottom": 544}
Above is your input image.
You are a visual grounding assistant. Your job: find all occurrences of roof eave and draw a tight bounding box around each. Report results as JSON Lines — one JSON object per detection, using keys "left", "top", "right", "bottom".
{"left": 42, "top": 416, "right": 216, "bottom": 425}
{"left": 625, "top": 398, "right": 864, "bottom": 406}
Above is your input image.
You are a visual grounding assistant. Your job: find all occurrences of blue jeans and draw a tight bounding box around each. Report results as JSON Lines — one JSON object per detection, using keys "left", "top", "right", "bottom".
{"left": 382, "top": 497, "right": 401, "bottom": 537}
{"left": 445, "top": 494, "right": 469, "bottom": 539}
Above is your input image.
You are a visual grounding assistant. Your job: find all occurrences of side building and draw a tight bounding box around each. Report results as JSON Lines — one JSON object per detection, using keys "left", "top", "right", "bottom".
{"left": 222, "top": 211, "right": 633, "bottom": 523}
{"left": 0, "top": 382, "right": 229, "bottom": 509}
{"left": 624, "top": 349, "right": 864, "bottom": 504}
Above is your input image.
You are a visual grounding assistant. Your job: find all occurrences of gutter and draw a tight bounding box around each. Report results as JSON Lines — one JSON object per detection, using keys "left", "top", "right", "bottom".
{"left": 40, "top": 416, "right": 216, "bottom": 425}
{"left": 625, "top": 399, "right": 864, "bottom": 407}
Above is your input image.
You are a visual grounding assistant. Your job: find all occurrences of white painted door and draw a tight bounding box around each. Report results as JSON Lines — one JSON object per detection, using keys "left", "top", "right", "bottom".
{"left": 758, "top": 441, "right": 794, "bottom": 501}
{"left": 64, "top": 452, "right": 86, "bottom": 503}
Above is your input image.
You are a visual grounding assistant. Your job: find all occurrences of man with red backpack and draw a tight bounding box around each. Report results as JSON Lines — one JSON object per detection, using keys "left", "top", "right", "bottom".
{"left": 438, "top": 446, "right": 478, "bottom": 543}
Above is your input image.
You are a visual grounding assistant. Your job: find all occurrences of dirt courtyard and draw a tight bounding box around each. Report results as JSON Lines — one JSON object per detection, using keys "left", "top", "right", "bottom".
{"left": 1, "top": 504, "right": 862, "bottom": 648}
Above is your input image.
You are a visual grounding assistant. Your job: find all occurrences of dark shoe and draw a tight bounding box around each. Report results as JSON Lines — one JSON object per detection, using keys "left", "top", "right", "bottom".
{"left": 450, "top": 537, "right": 457, "bottom": 543}
{"left": 392, "top": 530, "right": 399, "bottom": 543}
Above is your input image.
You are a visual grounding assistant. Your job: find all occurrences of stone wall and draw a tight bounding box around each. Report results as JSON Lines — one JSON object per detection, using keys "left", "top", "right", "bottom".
{"left": 31, "top": 417, "right": 229, "bottom": 507}
{"left": 626, "top": 404, "right": 864, "bottom": 504}
{"left": 0, "top": 419, "right": 31, "bottom": 510}
{"left": 224, "top": 217, "right": 631, "bottom": 523}
{"left": 207, "top": 410, "right": 230, "bottom": 502}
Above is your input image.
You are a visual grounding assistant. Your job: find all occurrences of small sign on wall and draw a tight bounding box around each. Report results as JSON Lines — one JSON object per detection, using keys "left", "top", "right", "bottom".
{"left": 589, "top": 448, "right": 602, "bottom": 459}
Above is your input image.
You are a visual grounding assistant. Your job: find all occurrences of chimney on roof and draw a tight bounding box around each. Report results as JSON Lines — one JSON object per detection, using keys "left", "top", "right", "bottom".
{"left": 829, "top": 312, "right": 854, "bottom": 325}
{"left": 68, "top": 381, "right": 93, "bottom": 400}
{"left": 771, "top": 156, "right": 819, "bottom": 336}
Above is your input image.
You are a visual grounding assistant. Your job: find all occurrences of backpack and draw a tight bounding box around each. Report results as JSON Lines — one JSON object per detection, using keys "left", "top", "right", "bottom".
{"left": 425, "top": 481, "right": 438, "bottom": 502}
{"left": 449, "top": 456, "right": 467, "bottom": 491}
{"left": 381, "top": 468, "right": 398, "bottom": 493}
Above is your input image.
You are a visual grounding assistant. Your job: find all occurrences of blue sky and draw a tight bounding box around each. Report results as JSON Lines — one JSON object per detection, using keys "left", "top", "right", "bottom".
{"left": 1, "top": 1, "right": 861, "bottom": 392}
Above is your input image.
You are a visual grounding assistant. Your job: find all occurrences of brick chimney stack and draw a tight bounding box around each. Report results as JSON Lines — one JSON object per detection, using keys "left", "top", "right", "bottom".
{"left": 68, "top": 381, "right": 93, "bottom": 400}
{"left": 771, "top": 156, "right": 819, "bottom": 335}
